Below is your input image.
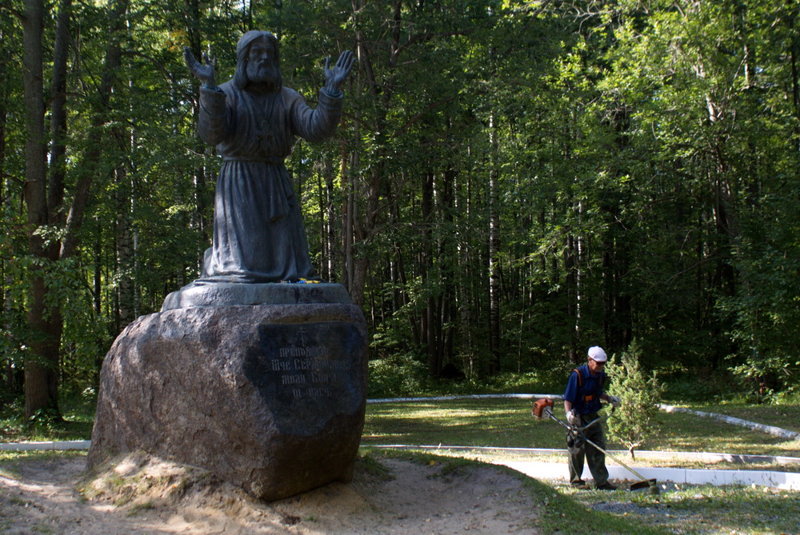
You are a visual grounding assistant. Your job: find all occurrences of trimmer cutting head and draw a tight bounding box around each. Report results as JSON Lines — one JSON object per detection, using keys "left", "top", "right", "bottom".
{"left": 630, "top": 478, "right": 660, "bottom": 494}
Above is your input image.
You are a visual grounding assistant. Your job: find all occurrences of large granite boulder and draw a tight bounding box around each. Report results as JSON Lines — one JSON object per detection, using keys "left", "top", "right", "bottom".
{"left": 88, "top": 283, "right": 368, "bottom": 501}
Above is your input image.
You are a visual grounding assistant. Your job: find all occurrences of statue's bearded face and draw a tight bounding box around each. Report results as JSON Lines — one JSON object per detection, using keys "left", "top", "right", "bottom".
{"left": 245, "top": 37, "right": 280, "bottom": 87}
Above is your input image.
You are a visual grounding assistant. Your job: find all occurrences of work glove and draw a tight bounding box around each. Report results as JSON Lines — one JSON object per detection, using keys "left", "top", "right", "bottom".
{"left": 607, "top": 395, "right": 621, "bottom": 408}
{"left": 566, "top": 410, "right": 580, "bottom": 426}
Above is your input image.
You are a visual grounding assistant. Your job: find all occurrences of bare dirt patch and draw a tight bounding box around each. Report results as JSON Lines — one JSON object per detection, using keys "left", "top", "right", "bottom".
{"left": 0, "top": 452, "right": 540, "bottom": 534}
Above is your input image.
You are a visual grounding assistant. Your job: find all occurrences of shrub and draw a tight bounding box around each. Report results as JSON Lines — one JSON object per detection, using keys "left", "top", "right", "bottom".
{"left": 606, "top": 340, "right": 664, "bottom": 458}
{"left": 367, "top": 353, "right": 429, "bottom": 398}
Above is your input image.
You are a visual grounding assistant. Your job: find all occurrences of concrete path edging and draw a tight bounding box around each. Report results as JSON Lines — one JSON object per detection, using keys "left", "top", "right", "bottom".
{"left": 0, "top": 440, "right": 91, "bottom": 452}
{"left": 368, "top": 393, "right": 553, "bottom": 403}
{"left": 500, "top": 460, "right": 800, "bottom": 491}
{"left": 658, "top": 403, "right": 800, "bottom": 440}
{"left": 366, "top": 444, "right": 800, "bottom": 491}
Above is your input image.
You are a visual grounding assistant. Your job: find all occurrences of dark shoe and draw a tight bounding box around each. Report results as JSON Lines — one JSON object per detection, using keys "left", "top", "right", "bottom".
{"left": 596, "top": 482, "right": 617, "bottom": 491}
{"left": 570, "top": 480, "right": 589, "bottom": 489}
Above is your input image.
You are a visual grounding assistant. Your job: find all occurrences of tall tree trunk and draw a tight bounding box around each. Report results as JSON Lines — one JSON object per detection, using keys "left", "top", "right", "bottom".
{"left": 487, "top": 113, "right": 501, "bottom": 374}
{"left": 22, "top": 0, "right": 60, "bottom": 418}
{"left": 0, "top": 23, "right": 20, "bottom": 395}
{"left": 186, "top": 0, "right": 210, "bottom": 266}
{"left": 21, "top": 0, "right": 128, "bottom": 416}
{"left": 439, "top": 163, "right": 456, "bottom": 368}
{"left": 603, "top": 105, "right": 633, "bottom": 352}
{"left": 60, "top": 0, "right": 128, "bottom": 260}
{"left": 325, "top": 151, "right": 339, "bottom": 281}
{"left": 791, "top": 10, "right": 800, "bottom": 135}
{"left": 343, "top": 148, "right": 355, "bottom": 292}
{"left": 344, "top": 0, "right": 396, "bottom": 306}
{"left": 421, "top": 170, "right": 440, "bottom": 374}
{"left": 456, "top": 164, "right": 476, "bottom": 377}
{"left": 115, "top": 165, "right": 135, "bottom": 329}
{"left": 565, "top": 232, "right": 580, "bottom": 364}
{"left": 47, "top": 0, "right": 71, "bottom": 223}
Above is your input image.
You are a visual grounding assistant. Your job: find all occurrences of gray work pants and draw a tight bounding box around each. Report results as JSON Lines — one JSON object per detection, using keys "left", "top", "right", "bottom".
{"left": 567, "top": 412, "right": 610, "bottom": 486}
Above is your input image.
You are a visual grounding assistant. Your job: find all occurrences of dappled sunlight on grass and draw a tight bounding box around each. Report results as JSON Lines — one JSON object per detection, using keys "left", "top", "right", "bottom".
{"left": 683, "top": 401, "right": 800, "bottom": 434}
{"left": 365, "top": 398, "right": 800, "bottom": 459}
{"left": 652, "top": 411, "right": 800, "bottom": 457}
{"left": 364, "top": 398, "right": 568, "bottom": 448}
{"left": 562, "top": 482, "right": 800, "bottom": 535}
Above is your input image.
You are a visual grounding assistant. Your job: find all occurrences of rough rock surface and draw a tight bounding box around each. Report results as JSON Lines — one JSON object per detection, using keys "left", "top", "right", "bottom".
{"left": 88, "top": 300, "right": 368, "bottom": 501}
{"left": 161, "top": 281, "right": 353, "bottom": 311}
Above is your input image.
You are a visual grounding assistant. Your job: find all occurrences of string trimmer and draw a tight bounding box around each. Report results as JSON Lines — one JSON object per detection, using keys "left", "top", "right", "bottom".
{"left": 532, "top": 398, "right": 659, "bottom": 494}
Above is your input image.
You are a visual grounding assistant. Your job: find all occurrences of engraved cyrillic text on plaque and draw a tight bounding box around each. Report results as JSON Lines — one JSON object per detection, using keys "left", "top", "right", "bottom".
{"left": 243, "top": 322, "right": 364, "bottom": 436}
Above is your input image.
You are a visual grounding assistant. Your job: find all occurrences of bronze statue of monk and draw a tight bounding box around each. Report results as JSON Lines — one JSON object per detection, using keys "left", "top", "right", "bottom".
{"left": 184, "top": 31, "right": 354, "bottom": 282}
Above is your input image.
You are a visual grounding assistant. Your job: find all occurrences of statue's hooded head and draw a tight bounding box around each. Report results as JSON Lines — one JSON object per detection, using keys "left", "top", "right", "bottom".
{"left": 234, "top": 30, "right": 282, "bottom": 92}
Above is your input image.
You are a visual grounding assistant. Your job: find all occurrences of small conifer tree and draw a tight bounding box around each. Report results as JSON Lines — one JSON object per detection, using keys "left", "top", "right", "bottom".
{"left": 606, "top": 340, "right": 664, "bottom": 459}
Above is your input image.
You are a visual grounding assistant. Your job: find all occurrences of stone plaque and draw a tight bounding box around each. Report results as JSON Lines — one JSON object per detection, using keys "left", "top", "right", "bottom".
{"left": 244, "top": 322, "right": 364, "bottom": 435}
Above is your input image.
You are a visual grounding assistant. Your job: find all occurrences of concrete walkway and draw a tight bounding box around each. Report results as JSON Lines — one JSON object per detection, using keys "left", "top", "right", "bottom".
{"left": 366, "top": 444, "right": 800, "bottom": 490}
{"left": 500, "top": 459, "right": 800, "bottom": 491}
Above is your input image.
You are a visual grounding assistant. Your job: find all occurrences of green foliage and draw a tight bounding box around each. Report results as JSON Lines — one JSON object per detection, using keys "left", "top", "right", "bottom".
{"left": 606, "top": 341, "right": 665, "bottom": 457}
{"left": 660, "top": 370, "right": 732, "bottom": 403}
{"left": 367, "top": 354, "right": 429, "bottom": 399}
{"left": 3, "top": 0, "right": 800, "bottom": 405}
{"left": 0, "top": 392, "right": 95, "bottom": 442}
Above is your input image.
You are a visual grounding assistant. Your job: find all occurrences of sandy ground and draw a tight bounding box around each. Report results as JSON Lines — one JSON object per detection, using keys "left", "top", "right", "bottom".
{"left": 0, "top": 453, "right": 540, "bottom": 534}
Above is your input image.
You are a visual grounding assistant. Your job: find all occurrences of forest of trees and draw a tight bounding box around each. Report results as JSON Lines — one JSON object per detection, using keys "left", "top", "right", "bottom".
{"left": 1, "top": 0, "right": 798, "bottom": 417}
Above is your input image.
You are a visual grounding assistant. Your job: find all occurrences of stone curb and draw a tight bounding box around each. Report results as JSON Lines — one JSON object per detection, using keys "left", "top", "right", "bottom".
{"left": 658, "top": 403, "right": 800, "bottom": 440}
{"left": 0, "top": 440, "right": 91, "bottom": 452}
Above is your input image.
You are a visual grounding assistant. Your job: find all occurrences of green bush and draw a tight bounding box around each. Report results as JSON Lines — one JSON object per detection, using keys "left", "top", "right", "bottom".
{"left": 606, "top": 341, "right": 664, "bottom": 458}
{"left": 367, "top": 353, "right": 429, "bottom": 398}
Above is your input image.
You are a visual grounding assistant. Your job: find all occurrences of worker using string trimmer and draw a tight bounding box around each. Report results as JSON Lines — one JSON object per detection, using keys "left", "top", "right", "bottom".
{"left": 563, "top": 346, "right": 620, "bottom": 490}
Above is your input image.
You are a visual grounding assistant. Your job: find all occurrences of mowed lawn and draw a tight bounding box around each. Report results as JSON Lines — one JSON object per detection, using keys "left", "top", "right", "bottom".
{"left": 362, "top": 398, "right": 800, "bottom": 459}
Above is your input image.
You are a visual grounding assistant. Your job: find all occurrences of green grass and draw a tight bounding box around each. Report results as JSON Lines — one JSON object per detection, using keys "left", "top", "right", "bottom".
{"left": 363, "top": 398, "right": 800, "bottom": 458}
{"left": 565, "top": 482, "right": 800, "bottom": 535}
{"left": 364, "top": 398, "right": 800, "bottom": 533}
{"left": 682, "top": 401, "right": 800, "bottom": 434}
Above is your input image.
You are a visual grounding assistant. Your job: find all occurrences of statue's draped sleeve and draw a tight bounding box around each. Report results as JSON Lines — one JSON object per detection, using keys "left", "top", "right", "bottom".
{"left": 196, "top": 85, "right": 343, "bottom": 151}
{"left": 197, "top": 86, "right": 231, "bottom": 146}
{"left": 285, "top": 88, "right": 344, "bottom": 143}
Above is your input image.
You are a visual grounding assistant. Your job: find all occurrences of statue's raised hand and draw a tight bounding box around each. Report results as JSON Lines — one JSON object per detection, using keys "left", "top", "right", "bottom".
{"left": 184, "top": 47, "right": 217, "bottom": 88}
{"left": 323, "top": 50, "right": 355, "bottom": 95}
